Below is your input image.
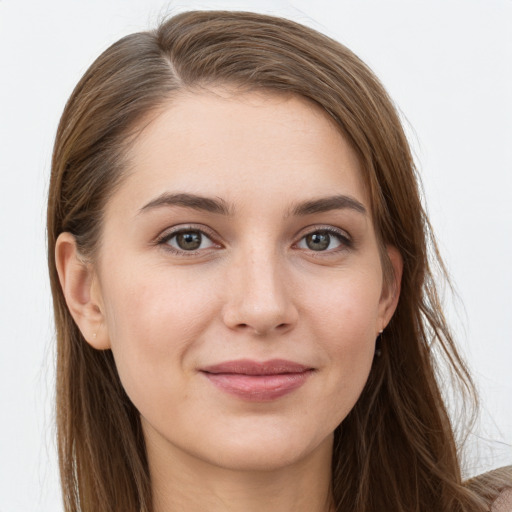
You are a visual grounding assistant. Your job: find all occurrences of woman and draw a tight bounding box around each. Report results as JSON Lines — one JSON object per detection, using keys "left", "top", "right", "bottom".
{"left": 47, "top": 10, "right": 511, "bottom": 512}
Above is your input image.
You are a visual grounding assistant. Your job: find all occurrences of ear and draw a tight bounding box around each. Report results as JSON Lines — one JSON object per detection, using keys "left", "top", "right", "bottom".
{"left": 55, "top": 232, "right": 110, "bottom": 350}
{"left": 377, "top": 245, "right": 403, "bottom": 332}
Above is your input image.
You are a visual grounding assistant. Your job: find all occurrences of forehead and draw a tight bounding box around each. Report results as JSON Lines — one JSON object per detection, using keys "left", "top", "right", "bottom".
{"left": 114, "top": 88, "right": 368, "bottom": 216}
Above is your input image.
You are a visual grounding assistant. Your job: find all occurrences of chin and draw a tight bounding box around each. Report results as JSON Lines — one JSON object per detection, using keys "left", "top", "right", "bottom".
{"left": 192, "top": 424, "right": 335, "bottom": 473}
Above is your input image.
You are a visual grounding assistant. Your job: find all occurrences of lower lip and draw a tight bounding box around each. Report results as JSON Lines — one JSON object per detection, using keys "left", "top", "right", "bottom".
{"left": 202, "top": 371, "right": 312, "bottom": 401}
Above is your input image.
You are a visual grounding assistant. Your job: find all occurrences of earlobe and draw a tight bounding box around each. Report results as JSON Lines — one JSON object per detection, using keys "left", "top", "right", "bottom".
{"left": 55, "top": 232, "right": 110, "bottom": 350}
{"left": 378, "top": 245, "right": 403, "bottom": 331}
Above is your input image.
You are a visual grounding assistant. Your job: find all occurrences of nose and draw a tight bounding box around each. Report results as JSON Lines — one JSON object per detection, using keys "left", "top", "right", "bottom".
{"left": 221, "top": 249, "right": 299, "bottom": 336}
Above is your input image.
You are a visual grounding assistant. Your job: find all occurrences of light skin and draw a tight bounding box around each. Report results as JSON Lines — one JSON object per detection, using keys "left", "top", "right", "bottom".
{"left": 56, "top": 88, "right": 402, "bottom": 512}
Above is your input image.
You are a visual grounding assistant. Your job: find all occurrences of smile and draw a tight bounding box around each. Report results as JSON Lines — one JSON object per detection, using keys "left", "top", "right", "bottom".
{"left": 200, "top": 359, "right": 315, "bottom": 402}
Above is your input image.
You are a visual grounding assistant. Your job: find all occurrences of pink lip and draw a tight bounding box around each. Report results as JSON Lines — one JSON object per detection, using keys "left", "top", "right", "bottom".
{"left": 200, "top": 359, "right": 314, "bottom": 402}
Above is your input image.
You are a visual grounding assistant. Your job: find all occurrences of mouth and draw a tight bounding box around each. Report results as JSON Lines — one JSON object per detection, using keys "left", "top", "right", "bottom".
{"left": 199, "top": 359, "right": 315, "bottom": 402}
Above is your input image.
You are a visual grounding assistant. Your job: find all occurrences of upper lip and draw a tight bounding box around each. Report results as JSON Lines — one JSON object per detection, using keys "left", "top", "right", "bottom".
{"left": 200, "top": 359, "right": 313, "bottom": 375}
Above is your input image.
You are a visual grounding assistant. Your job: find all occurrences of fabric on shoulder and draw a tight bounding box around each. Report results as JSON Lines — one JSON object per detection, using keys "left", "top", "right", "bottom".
{"left": 492, "top": 487, "right": 512, "bottom": 512}
{"left": 465, "top": 466, "right": 512, "bottom": 512}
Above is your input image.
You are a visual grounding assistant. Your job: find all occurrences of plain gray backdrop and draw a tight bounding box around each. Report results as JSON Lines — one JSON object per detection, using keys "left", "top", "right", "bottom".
{"left": 1, "top": 1, "right": 511, "bottom": 510}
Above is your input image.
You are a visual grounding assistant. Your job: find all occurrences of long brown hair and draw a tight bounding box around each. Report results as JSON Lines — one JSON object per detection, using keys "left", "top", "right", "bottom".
{"left": 47, "top": 10, "right": 493, "bottom": 511}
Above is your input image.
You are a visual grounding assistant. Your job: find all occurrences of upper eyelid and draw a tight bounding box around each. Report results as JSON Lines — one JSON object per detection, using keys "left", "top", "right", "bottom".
{"left": 156, "top": 224, "right": 218, "bottom": 243}
{"left": 294, "top": 224, "right": 351, "bottom": 241}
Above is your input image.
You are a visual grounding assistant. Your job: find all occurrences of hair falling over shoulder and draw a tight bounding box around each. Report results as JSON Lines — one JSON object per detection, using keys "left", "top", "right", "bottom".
{"left": 47, "top": 10, "right": 502, "bottom": 512}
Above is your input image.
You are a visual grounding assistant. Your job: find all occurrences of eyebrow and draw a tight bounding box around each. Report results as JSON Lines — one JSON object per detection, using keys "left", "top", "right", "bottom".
{"left": 138, "top": 192, "right": 366, "bottom": 217}
{"left": 289, "top": 194, "right": 367, "bottom": 217}
{"left": 139, "top": 193, "right": 232, "bottom": 216}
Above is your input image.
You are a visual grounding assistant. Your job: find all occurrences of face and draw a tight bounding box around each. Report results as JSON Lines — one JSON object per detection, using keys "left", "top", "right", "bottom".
{"left": 83, "top": 89, "right": 400, "bottom": 472}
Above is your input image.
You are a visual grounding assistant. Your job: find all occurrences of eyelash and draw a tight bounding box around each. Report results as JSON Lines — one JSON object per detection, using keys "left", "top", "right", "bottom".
{"left": 155, "top": 224, "right": 353, "bottom": 256}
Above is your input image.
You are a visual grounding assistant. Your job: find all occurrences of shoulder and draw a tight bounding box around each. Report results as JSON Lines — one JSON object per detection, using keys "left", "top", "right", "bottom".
{"left": 465, "top": 466, "right": 512, "bottom": 512}
{"left": 492, "top": 487, "right": 512, "bottom": 512}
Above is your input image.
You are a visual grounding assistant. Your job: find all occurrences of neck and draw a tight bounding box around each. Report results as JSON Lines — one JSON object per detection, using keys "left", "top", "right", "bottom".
{"left": 145, "top": 425, "right": 334, "bottom": 512}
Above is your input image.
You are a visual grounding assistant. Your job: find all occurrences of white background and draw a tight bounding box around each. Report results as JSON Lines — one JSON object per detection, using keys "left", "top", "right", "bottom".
{"left": 1, "top": 1, "right": 511, "bottom": 510}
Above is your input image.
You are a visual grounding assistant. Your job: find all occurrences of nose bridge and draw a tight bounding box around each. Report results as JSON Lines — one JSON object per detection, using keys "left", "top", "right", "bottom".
{"left": 222, "top": 240, "right": 297, "bottom": 335}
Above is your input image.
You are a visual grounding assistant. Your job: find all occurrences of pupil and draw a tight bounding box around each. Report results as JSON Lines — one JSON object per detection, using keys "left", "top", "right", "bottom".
{"left": 177, "top": 231, "right": 201, "bottom": 250}
{"left": 306, "top": 232, "right": 330, "bottom": 251}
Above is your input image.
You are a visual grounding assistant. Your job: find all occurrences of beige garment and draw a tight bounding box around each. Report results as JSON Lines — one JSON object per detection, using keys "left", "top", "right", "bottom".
{"left": 492, "top": 487, "right": 512, "bottom": 512}
{"left": 465, "top": 466, "right": 512, "bottom": 511}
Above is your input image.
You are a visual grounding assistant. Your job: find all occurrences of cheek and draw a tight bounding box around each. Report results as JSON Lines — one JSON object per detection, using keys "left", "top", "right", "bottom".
{"left": 303, "top": 269, "right": 382, "bottom": 410}
{"left": 307, "top": 267, "right": 382, "bottom": 345}
{"left": 100, "top": 263, "right": 220, "bottom": 413}
{"left": 104, "top": 261, "right": 219, "bottom": 339}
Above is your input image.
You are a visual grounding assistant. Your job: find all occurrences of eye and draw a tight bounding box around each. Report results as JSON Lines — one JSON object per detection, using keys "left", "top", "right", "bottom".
{"left": 296, "top": 229, "right": 349, "bottom": 252}
{"left": 159, "top": 228, "right": 217, "bottom": 253}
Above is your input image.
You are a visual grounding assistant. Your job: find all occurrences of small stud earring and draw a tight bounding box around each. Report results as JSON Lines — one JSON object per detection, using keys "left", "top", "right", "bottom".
{"left": 93, "top": 332, "right": 97, "bottom": 340}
